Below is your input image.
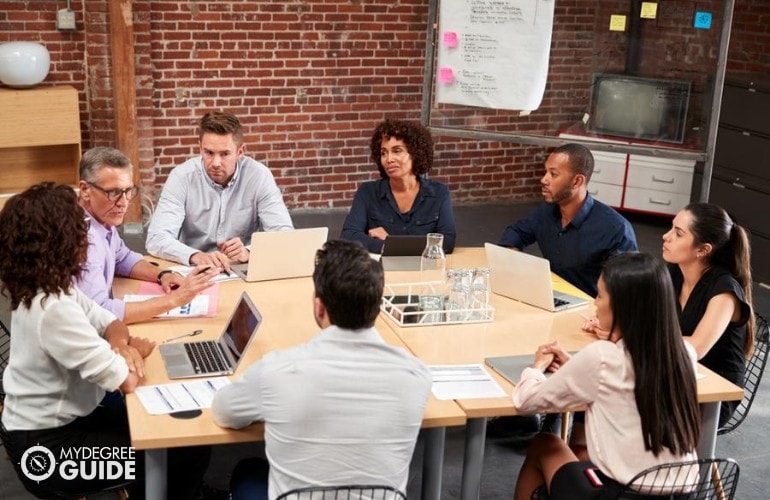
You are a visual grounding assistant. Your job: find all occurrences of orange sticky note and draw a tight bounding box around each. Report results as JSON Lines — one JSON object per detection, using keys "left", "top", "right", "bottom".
{"left": 438, "top": 67, "right": 454, "bottom": 84}
{"left": 443, "top": 31, "right": 458, "bottom": 48}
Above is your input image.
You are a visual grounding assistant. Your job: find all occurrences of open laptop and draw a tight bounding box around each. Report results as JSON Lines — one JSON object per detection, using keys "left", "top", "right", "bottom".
{"left": 159, "top": 292, "right": 262, "bottom": 379}
{"left": 484, "top": 242, "right": 589, "bottom": 312}
{"left": 231, "top": 227, "right": 328, "bottom": 282}
{"left": 380, "top": 235, "right": 426, "bottom": 271}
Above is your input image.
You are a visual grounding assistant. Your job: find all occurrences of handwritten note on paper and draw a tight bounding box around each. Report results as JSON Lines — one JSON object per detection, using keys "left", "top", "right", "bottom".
{"left": 609, "top": 15, "right": 627, "bottom": 31}
{"left": 135, "top": 378, "right": 230, "bottom": 415}
{"left": 429, "top": 364, "right": 506, "bottom": 400}
{"left": 443, "top": 31, "right": 458, "bottom": 48}
{"left": 436, "top": 0, "right": 555, "bottom": 111}
{"left": 640, "top": 2, "right": 658, "bottom": 19}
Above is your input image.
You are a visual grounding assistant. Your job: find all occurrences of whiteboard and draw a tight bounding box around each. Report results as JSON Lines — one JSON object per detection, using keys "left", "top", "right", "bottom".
{"left": 435, "top": 0, "right": 555, "bottom": 111}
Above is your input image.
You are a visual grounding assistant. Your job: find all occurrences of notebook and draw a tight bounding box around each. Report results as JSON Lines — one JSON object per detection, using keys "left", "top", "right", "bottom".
{"left": 484, "top": 242, "right": 589, "bottom": 312}
{"left": 159, "top": 292, "right": 262, "bottom": 379}
{"left": 380, "top": 235, "right": 426, "bottom": 271}
{"left": 231, "top": 227, "right": 328, "bottom": 282}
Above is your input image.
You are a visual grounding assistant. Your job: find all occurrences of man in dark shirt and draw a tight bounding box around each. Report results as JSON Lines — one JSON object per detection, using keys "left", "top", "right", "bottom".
{"left": 499, "top": 143, "right": 637, "bottom": 297}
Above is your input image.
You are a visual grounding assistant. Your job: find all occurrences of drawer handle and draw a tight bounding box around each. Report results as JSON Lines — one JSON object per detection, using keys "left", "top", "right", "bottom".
{"left": 649, "top": 198, "right": 672, "bottom": 206}
{"left": 652, "top": 175, "right": 675, "bottom": 184}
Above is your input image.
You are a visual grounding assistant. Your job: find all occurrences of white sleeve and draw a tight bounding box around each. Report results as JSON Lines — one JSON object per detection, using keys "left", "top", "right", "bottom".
{"left": 212, "top": 359, "right": 266, "bottom": 429}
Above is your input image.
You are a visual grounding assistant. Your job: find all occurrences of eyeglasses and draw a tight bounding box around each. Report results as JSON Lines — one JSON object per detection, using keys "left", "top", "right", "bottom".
{"left": 87, "top": 182, "right": 139, "bottom": 201}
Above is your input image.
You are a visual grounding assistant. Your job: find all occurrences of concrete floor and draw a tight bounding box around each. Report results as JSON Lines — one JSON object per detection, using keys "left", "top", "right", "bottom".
{"left": 1, "top": 202, "right": 769, "bottom": 499}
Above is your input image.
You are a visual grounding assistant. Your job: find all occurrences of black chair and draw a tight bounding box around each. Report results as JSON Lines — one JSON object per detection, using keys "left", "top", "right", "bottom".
{"left": 531, "top": 458, "right": 739, "bottom": 500}
{"left": 718, "top": 312, "right": 770, "bottom": 435}
{"left": 276, "top": 485, "right": 407, "bottom": 500}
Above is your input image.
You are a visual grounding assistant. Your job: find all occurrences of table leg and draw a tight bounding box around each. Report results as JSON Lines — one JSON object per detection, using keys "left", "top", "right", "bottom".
{"left": 698, "top": 402, "right": 721, "bottom": 458}
{"left": 145, "top": 448, "right": 167, "bottom": 500}
{"left": 460, "top": 418, "right": 487, "bottom": 500}
{"left": 422, "top": 427, "right": 446, "bottom": 500}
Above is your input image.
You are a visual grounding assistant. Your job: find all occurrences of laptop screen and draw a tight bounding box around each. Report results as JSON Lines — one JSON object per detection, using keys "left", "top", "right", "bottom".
{"left": 221, "top": 293, "right": 262, "bottom": 363}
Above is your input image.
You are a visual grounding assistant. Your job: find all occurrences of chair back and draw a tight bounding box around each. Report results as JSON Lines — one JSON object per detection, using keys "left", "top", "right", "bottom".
{"left": 276, "top": 485, "right": 407, "bottom": 500}
{"left": 0, "top": 319, "right": 9, "bottom": 403}
{"left": 718, "top": 313, "right": 770, "bottom": 435}
{"left": 617, "top": 458, "right": 739, "bottom": 499}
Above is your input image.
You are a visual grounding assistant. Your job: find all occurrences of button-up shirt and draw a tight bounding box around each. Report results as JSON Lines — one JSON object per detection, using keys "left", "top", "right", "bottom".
{"left": 340, "top": 177, "right": 456, "bottom": 253}
{"left": 499, "top": 194, "right": 637, "bottom": 296}
{"left": 146, "top": 155, "right": 294, "bottom": 264}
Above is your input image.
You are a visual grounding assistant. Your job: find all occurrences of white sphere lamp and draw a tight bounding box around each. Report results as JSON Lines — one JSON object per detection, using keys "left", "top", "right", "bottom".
{"left": 0, "top": 42, "right": 51, "bottom": 89}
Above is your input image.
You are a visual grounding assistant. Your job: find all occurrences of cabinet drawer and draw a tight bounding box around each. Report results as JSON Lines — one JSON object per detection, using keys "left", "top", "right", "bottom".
{"left": 750, "top": 232, "right": 770, "bottom": 286}
{"left": 591, "top": 151, "right": 627, "bottom": 185}
{"left": 721, "top": 84, "right": 770, "bottom": 135}
{"left": 587, "top": 182, "right": 623, "bottom": 207}
{"left": 626, "top": 164, "right": 693, "bottom": 195}
{"left": 709, "top": 177, "right": 770, "bottom": 237}
{"left": 715, "top": 127, "right": 769, "bottom": 182}
{"left": 623, "top": 187, "right": 690, "bottom": 215}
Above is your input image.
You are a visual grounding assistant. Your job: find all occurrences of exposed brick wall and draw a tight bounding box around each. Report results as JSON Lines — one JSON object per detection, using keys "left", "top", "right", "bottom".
{"left": 1, "top": 0, "right": 767, "bottom": 213}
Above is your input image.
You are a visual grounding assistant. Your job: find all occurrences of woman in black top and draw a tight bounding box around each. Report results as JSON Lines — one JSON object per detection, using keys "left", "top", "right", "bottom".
{"left": 662, "top": 202, "right": 754, "bottom": 426}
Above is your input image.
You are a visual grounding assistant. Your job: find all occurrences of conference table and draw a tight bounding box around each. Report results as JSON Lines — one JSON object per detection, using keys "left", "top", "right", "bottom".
{"left": 119, "top": 270, "right": 466, "bottom": 500}
{"left": 387, "top": 247, "right": 745, "bottom": 500}
{"left": 121, "top": 247, "right": 743, "bottom": 500}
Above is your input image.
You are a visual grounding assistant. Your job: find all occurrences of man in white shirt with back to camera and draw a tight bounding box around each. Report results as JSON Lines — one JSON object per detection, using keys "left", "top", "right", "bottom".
{"left": 146, "top": 111, "right": 293, "bottom": 271}
{"left": 212, "top": 240, "right": 432, "bottom": 500}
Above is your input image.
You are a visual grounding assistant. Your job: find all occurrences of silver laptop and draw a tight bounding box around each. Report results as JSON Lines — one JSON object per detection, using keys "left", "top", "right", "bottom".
{"left": 484, "top": 243, "right": 589, "bottom": 312}
{"left": 159, "top": 292, "right": 262, "bottom": 379}
{"left": 381, "top": 235, "right": 426, "bottom": 271}
{"left": 231, "top": 227, "right": 329, "bottom": 282}
{"left": 485, "top": 354, "right": 542, "bottom": 385}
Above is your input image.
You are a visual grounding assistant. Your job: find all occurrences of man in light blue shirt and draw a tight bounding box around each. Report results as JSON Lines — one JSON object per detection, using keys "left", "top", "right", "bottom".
{"left": 146, "top": 112, "right": 293, "bottom": 269}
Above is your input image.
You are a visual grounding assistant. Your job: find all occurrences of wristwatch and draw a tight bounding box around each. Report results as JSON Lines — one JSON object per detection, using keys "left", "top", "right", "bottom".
{"left": 156, "top": 269, "right": 175, "bottom": 284}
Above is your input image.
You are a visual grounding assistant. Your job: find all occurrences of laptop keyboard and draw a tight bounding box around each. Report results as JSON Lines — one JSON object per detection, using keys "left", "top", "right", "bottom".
{"left": 185, "top": 341, "right": 229, "bottom": 373}
{"left": 553, "top": 297, "right": 569, "bottom": 309}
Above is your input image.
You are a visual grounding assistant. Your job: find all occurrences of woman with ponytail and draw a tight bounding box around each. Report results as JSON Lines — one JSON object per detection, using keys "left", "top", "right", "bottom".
{"left": 662, "top": 202, "right": 754, "bottom": 426}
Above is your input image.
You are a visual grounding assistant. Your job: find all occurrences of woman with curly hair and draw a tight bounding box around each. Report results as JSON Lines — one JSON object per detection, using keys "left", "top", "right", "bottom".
{"left": 341, "top": 119, "right": 456, "bottom": 253}
{"left": 0, "top": 183, "right": 208, "bottom": 497}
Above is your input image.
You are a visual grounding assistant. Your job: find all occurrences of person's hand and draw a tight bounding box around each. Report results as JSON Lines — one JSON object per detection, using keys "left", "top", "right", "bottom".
{"left": 531, "top": 341, "right": 556, "bottom": 372}
{"left": 219, "top": 237, "right": 249, "bottom": 263}
{"left": 159, "top": 270, "right": 185, "bottom": 293}
{"left": 128, "top": 336, "right": 156, "bottom": 359}
{"left": 189, "top": 250, "right": 231, "bottom": 271}
{"left": 170, "top": 265, "right": 219, "bottom": 305}
{"left": 541, "top": 341, "right": 572, "bottom": 373}
{"left": 581, "top": 315, "right": 611, "bottom": 340}
{"left": 113, "top": 344, "right": 146, "bottom": 379}
{"left": 368, "top": 227, "right": 388, "bottom": 241}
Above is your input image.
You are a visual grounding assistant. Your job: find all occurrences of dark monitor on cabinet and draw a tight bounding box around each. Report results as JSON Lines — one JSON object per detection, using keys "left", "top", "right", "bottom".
{"left": 587, "top": 74, "right": 691, "bottom": 144}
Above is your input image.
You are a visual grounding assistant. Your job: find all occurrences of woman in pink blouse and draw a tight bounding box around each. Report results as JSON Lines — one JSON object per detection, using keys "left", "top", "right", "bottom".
{"left": 513, "top": 253, "right": 701, "bottom": 499}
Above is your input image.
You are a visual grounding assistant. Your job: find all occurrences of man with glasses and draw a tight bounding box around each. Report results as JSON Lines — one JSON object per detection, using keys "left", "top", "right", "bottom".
{"left": 77, "top": 147, "right": 219, "bottom": 324}
{"left": 146, "top": 112, "right": 294, "bottom": 270}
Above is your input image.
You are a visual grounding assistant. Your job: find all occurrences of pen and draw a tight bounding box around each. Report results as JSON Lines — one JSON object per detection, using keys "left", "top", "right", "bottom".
{"left": 162, "top": 329, "right": 203, "bottom": 344}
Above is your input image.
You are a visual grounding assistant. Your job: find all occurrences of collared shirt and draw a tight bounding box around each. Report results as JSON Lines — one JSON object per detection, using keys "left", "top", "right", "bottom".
{"left": 513, "top": 339, "right": 698, "bottom": 485}
{"left": 499, "top": 194, "right": 637, "bottom": 296}
{"left": 146, "top": 155, "right": 294, "bottom": 264}
{"left": 2, "top": 287, "right": 128, "bottom": 431}
{"left": 75, "top": 214, "right": 144, "bottom": 320}
{"left": 340, "top": 177, "right": 457, "bottom": 253}
{"left": 212, "top": 325, "right": 432, "bottom": 499}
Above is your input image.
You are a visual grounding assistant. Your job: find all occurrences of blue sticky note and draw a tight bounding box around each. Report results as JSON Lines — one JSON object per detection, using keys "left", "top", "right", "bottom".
{"left": 694, "top": 11, "right": 712, "bottom": 29}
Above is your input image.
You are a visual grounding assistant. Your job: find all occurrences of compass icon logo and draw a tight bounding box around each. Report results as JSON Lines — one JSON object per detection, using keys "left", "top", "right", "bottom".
{"left": 20, "top": 444, "right": 57, "bottom": 482}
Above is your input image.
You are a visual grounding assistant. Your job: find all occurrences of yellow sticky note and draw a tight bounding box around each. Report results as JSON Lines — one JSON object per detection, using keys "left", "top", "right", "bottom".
{"left": 609, "top": 15, "right": 627, "bottom": 31}
{"left": 641, "top": 2, "right": 658, "bottom": 19}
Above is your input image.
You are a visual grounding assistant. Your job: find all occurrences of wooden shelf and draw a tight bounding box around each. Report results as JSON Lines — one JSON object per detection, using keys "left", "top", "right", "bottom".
{"left": 0, "top": 85, "right": 81, "bottom": 207}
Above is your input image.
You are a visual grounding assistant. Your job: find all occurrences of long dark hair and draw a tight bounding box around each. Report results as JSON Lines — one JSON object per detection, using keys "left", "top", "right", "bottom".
{"left": 685, "top": 202, "right": 754, "bottom": 357}
{"left": 603, "top": 253, "right": 700, "bottom": 456}
{"left": 0, "top": 183, "right": 89, "bottom": 309}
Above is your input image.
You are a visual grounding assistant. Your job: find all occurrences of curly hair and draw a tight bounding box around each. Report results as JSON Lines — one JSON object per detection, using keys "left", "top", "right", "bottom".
{"left": 0, "top": 183, "right": 89, "bottom": 309}
{"left": 369, "top": 119, "right": 434, "bottom": 178}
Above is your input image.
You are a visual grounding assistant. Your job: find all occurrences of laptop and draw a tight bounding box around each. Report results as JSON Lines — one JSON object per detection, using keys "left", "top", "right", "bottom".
{"left": 485, "top": 354, "right": 541, "bottom": 385}
{"left": 159, "top": 292, "right": 262, "bottom": 379}
{"left": 380, "top": 235, "right": 426, "bottom": 271}
{"left": 231, "top": 227, "right": 329, "bottom": 282}
{"left": 484, "top": 242, "right": 589, "bottom": 312}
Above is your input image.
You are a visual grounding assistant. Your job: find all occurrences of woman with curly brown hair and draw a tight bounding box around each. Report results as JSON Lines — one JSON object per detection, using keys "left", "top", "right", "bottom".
{"left": 341, "top": 119, "right": 456, "bottom": 253}
{"left": 0, "top": 183, "right": 208, "bottom": 497}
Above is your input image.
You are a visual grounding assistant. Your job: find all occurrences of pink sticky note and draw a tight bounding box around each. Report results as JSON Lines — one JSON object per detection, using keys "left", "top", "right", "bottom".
{"left": 443, "top": 31, "right": 458, "bottom": 48}
{"left": 438, "top": 67, "right": 454, "bottom": 84}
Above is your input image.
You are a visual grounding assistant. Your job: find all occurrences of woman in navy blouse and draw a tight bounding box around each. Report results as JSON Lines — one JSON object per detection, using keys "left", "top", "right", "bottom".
{"left": 341, "top": 119, "right": 456, "bottom": 253}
